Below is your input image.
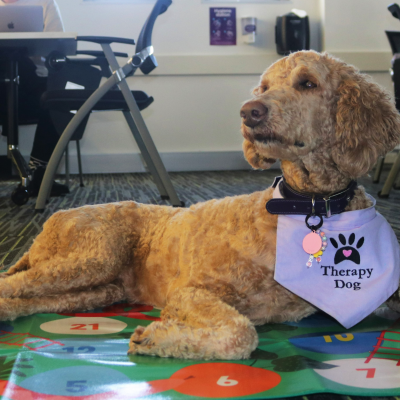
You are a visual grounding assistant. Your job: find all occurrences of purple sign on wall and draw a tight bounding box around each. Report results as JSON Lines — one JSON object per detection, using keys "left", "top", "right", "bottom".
{"left": 210, "top": 8, "right": 236, "bottom": 46}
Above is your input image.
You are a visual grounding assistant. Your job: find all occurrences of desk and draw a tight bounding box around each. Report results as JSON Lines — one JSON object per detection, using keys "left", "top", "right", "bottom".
{"left": 0, "top": 32, "right": 77, "bottom": 56}
{"left": 0, "top": 32, "right": 76, "bottom": 204}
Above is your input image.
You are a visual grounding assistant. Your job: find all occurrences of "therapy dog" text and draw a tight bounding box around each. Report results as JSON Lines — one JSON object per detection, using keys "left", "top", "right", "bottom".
{"left": 320, "top": 265, "right": 373, "bottom": 291}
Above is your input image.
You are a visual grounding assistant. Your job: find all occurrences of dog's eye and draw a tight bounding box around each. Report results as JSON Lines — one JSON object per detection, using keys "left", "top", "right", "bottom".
{"left": 260, "top": 85, "right": 268, "bottom": 93}
{"left": 300, "top": 80, "right": 317, "bottom": 89}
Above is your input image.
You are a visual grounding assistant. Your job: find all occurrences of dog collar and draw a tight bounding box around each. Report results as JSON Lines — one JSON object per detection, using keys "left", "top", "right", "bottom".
{"left": 266, "top": 176, "right": 358, "bottom": 217}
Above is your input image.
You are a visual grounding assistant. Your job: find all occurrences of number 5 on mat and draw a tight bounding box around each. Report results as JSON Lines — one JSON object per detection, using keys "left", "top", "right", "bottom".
{"left": 66, "top": 381, "right": 88, "bottom": 393}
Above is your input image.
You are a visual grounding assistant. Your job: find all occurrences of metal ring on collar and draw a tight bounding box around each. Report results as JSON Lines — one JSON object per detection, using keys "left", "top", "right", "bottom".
{"left": 305, "top": 212, "right": 323, "bottom": 231}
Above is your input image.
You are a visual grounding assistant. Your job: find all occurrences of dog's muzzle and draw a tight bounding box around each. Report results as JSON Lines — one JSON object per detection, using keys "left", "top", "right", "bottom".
{"left": 240, "top": 101, "right": 268, "bottom": 128}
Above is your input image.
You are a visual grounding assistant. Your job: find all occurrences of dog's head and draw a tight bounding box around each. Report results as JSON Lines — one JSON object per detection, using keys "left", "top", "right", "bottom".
{"left": 241, "top": 51, "right": 400, "bottom": 193}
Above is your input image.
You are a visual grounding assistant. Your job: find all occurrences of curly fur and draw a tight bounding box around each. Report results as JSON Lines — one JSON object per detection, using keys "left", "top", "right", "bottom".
{"left": 1, "top": 51, "right": 400, "bottom": 360}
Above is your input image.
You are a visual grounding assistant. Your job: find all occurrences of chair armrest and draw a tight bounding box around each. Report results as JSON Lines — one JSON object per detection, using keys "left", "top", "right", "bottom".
{"left": 69, "top": 51, "right": 129, "bottom": 78}
{"left": 77, "top": 36, "right": 135, "bottom": 45}
{"left": 66, "top": 56, "right": 113, "bottom": 78}
{"left": 76, "top": 50, "right": 129, "bottom": 58}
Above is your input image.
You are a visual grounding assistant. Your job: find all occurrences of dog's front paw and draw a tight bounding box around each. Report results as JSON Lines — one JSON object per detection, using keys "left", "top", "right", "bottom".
{"left": 128, "top": 324, "right": 158, "bottom": 356}
{"left": 128, "top": 321, "right": 189, "bottom": 358}
{"left": 130, "top": 325, "right": 146, "bottom": 344}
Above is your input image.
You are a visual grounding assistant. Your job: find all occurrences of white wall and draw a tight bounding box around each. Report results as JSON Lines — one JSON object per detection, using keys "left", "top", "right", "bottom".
{"left": 0, "top": 0, "right": 396, "bottom": 173}
{"left": 323, "top": 0, "right": 399, "bottom": 52}
{"left": 58, "top": 0, "right": 322, "bottom": 55}
{"left": 321, "top": 0, "right": 396, "bottom": 71}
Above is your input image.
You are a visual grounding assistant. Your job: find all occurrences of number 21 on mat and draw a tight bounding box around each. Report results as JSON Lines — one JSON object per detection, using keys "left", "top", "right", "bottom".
{"left": 70, "top": 324, "right": 99, "bottom": 330}
{"left": 40, "top": 317, "right": 127, "bottom": 335}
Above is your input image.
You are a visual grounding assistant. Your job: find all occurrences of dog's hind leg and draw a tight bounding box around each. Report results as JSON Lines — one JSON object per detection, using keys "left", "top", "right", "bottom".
{"left": 128, "top": 287, "right": 258, "bottom": 360}
{"left": 0, "top": 253, "right": 30, "bottom": 278}
{"left": 0, "top": 282, "right": 125, "bottom": 321}
{"left": 0, "top": 258, "right": 122, "bottom": 299}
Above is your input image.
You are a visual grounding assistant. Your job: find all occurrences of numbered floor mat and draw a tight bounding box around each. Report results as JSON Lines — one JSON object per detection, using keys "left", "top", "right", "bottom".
{"left": 0, "top": 303, "right": 399, "bottom": 399}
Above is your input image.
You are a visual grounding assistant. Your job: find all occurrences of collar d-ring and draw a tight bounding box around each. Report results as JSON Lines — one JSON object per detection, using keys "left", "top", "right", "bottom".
{"left": 305, "top": 213, "right": 323, "bottom": 231}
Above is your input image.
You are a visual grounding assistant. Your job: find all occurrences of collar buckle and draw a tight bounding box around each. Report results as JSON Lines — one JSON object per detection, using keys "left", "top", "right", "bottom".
{"left": 323, "top": 186, "right": 352, "bottom": 218}
{"left": 311, "top": 195, "right": 316, "bottom": 215}
{"left": 323, "top": 196, "right": 332, "bottom": 218}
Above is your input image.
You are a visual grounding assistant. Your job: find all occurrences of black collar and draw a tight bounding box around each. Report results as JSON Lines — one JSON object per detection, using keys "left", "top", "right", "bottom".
{"left": 266, "top": 176, "right": 358, "bottom": 217}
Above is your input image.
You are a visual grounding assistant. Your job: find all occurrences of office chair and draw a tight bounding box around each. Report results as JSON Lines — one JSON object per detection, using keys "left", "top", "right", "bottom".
{"left": 35, "top": 0, "right": 183, "bottom": 211}
{"left": 41, "top": 49, "right": 153, "bottom": 189}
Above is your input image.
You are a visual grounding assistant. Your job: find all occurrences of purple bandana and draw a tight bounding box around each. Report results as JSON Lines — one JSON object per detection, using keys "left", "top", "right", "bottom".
{"left": 273, "top": 181, "right": 400, "bottom": 328}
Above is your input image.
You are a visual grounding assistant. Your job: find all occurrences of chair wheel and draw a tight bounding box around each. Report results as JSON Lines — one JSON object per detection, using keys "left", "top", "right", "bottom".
{"left": 11, "top": 185, "right": 30, "bottom": 206}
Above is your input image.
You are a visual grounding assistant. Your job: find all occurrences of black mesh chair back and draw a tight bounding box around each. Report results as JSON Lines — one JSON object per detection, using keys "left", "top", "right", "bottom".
{"left": 392, "top": 56, "right": 400, "bottom": 111}
{"left": 385, "top": 30, "right": 400, "bottom": 111}
{"left": 136, "top": 0, "right": 172, "bottom": 75}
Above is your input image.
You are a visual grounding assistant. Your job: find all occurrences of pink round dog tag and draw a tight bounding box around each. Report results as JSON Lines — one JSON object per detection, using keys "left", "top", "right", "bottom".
{"left": 302, "top": 232, "right": 322, "bottom": 254}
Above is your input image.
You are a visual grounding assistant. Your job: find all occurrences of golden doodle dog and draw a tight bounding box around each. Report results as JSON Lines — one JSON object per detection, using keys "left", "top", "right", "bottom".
{"left": 1, "top": 51, "right": 400, "bottom": 360}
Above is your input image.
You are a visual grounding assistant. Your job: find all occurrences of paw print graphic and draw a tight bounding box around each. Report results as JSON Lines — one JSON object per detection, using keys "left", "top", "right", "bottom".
{"left": 330, "top": 233, "right": 364, "bottom": 265}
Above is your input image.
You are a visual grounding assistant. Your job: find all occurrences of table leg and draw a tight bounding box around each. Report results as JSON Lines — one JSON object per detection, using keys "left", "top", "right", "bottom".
{"left": 5, "top": 56, "right": 30, "bottom": 187}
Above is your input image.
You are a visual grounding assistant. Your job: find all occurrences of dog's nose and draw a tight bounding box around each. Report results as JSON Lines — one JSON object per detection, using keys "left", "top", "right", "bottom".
{"left": 240, "top": 101, "right": 268, "bottom": 128}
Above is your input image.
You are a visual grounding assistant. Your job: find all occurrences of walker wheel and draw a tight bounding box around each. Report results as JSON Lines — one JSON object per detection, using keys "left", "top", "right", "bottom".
{"left": 377, "top": 190, "right": 389, "bottom": 199}
{"left": 11, "top": 185, "right": 30, "bottom": 206}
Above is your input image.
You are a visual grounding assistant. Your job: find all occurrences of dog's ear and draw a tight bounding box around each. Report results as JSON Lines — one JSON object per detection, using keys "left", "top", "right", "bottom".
{"left": 332, "top": 72, "right": 400, "bottom": 178}
{"left": 243, "top": 140, "right": 276, "bottom": 169}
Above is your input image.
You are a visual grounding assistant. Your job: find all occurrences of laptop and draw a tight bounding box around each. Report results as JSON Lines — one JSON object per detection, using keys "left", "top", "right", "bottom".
{"left": 0, "top": 6, "right": 43, "bottom": 33}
